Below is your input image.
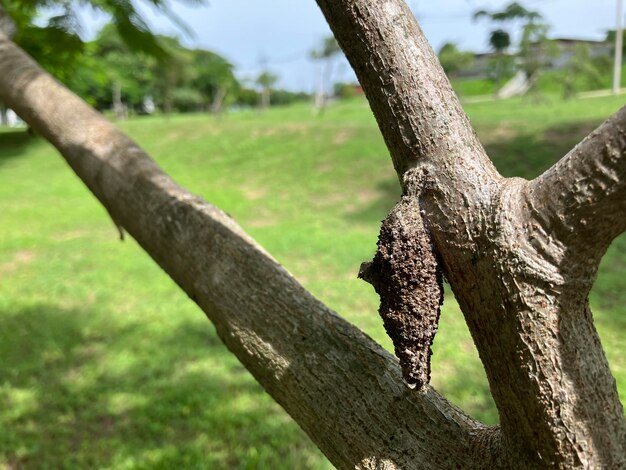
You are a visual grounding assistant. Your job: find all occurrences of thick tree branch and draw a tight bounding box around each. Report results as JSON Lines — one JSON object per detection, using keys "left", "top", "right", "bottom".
{"left": 528, "top": 105, "right": 626, "bottom": 268}
{"left": 316, "top": 1, "right": 625, "bottom": 467}
{"left": 315, "top": 0, "right": 501, "bottom": 230}
{"left": 3, "top": 0, "right": 626, "bottom": 464}
{"left": 0, "top": 32, "right": 493, "bottom": 469}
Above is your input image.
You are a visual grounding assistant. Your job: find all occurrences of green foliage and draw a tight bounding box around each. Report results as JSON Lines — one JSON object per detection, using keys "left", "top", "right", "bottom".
{"left": 478, "top": 2, "right": 540, "bottom": 22}
{"left": 438, "top": 42, "right": 475, "bottom": 77}
{"left": 453, "top": 62, "right": 624, "bottom": 98}
{"left": 606, "top": 29, "right": 626, "bottom": 54}
{"left": 191, "top": 49, "right": 238, "bottom": 111}
{"left": 87, "top": 24, "right": 159, "bottom": 110}
{"left": 518, "top": 20, "right": 558, "bottom": 93}
{"left": 255, "top": 70, "right": 280, "bottom": 108}
{"left": 1, "top": 95, "right": 625, "bottom": 467}
{"left": 151, "top": 35, "right": 196, "bottom": 113}
{"left": 4, "top": 0, "right": 203, "bottom": 77}
{"left": 49, "top": 23, "right": 240, "bottom": 115}
{"left": 559, "top": 44, "right": 604, "bottom": 99}
{"left": 488, "top": 29, "right": 511, "bottom": 53}
{"left": 170, "top": 87, "right": 205, "bottom": 112}
{"left": 474, "top": 1, "right": 551, "bottom": 88}
{"left": 256, "top": 71, "right": 279, "bottom": 89}
{"left": 270, "top": 90, "right": 310, "bottom": 106}
{"left": 334, "top": 82, "right": 360, "bottom": 99}
{"left": 487, "top": 53, "right": 516, "bottom": 86}
{"left": 13, "top": 25, "right": 84, "bottom": 82}
{"left": 235, "top": 87, "right": 260, "bottom": 107}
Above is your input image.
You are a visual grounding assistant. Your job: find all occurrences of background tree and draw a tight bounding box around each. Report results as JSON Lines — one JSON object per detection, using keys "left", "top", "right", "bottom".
{"left": 255, "top": 70, "right": 279, "bottom": 109}
{"left": 474, "top": 2, "right": 543, "bottom": 90}
{"left": 1, "top": 0, "right": 206, "bottom": 118}
{"left": 310, "top": 36, "right": 342, "bottom": 112}
{"left": 191, "top": 50, "right": 238, "bottom": 114}
{"left": 88, "top": 24, "right": 158, "bottom": 115}
{"left": 560, "top": 43, "right": 604, "bottom": 99}
{"left": 437, "top": 42, "right": 475, "bottom": 78}
{"left": 517, "top": 16, "right": 558, "bottom": 97}
{"left": 152, "top": 35, "right": 196, "bottom": 114}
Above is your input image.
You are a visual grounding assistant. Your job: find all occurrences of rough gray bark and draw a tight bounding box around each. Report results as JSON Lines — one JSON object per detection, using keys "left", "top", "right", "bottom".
{"left": 1, "top": 0, "right": 625, "bottom": 466}
{"left": 316, "top": 0, "right": 626, "bottom": 467}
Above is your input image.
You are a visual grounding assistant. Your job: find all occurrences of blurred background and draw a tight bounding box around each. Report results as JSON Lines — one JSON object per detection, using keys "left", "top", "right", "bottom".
{"left": 0, "top": 0, "right": 624, "bottom": 468}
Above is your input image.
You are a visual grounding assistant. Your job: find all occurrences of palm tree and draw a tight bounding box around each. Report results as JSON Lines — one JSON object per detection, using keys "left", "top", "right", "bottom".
{"left": 473, "top": 2, "right": 543, "bottom": 91}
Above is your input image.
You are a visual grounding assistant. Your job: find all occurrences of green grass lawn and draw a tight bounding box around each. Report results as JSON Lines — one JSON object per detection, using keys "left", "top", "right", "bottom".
{"left": 1, "top": 95, "right": 625, "bottom": 468}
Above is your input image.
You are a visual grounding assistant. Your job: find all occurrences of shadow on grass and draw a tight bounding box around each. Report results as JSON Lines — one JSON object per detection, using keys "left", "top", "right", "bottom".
{"left": 0, "top": 304, "right": 322, "bottom": 468}
{"left": 482, "top": 120, "right": 598, "bottom": 180}
{"left": 345, "top": 178, "right": 401, "bottom": 225}
{"left": 0, "top": 129, "right": 37, "bottom": 167}
{"left": 592, "top": 233, "right": 626, "bottom": 329}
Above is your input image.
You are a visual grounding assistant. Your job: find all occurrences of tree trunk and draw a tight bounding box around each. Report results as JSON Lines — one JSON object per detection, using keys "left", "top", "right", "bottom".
{"left": 313, "top": 61, "right": 325, "bottom": 113}
{"left": 209, "top": 87, "right": 227, "bottom": 115}
{"left": 1, "top": 0, "right": 625, "bottom": 465}
{"left": 262, "top": 86, "right": 270, "bottom": 109}
{"left": 112, "top": 80, "right": 127, "bottom": 120}
{"left": 316, "top": 0, "right": 626, "bottom": 466}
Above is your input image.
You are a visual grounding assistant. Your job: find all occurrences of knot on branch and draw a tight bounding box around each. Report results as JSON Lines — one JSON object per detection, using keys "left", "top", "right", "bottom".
{"left": 359, "top": 185, "right": 443, "bottom": 390}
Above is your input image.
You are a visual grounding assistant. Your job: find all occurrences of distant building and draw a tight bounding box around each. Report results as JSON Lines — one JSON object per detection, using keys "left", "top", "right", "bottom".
{"left": 547, "top": 38, "right": 611, "bottom": 69}
{"left": 457, "top": 52, "right": 504, "bottom": 78}
{"left": 457, "top": 37, "right": 611, "bottom": 79}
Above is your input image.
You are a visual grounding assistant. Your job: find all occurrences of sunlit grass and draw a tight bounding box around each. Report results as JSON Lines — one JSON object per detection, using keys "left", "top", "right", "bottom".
{"left": 1, "top": 94, "right": 624, "bottom": 468}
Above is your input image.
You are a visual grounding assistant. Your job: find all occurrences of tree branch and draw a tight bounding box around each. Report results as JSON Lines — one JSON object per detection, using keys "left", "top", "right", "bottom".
{"left": 315, "top": 1, "right": 626, "bottom": 466}
{"left": 528, "top": 105, "right": 626, "bottom": 268}
{"left": 315, "top": 0, "right": 500, "bottom": 199}
{"left": 0, "top": 31, "right": 491, "bottom": 469}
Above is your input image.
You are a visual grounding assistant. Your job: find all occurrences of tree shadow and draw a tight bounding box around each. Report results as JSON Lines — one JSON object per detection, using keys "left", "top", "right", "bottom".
{"left": 0, "top": 129, "right": 37, "bottom": 167}
{"left": 482, "top": 121, "right": 599, "bottom": 180}
{"left": 345, "top": 178, "right": 401, "bottom": 225}
{"left": 0, "top": 304, "right": 322, "bottom": 468}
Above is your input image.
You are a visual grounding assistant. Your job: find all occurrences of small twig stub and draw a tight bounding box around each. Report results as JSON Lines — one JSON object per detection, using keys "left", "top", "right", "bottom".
{"left": 359, "top": 192, "right": 443, "bottom": 389}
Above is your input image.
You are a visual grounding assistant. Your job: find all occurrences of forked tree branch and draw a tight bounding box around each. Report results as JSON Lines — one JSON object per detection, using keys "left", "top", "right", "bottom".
{"left": 3, "top": 0, "right": 626, "bottom": 464}
{"left": 528, "top": 105, "right": 626, "bottom": 268}
{"left": 0, "top": 32, "right": 493, "bottom": 469}
{"left": 316, "top": 1, "right": 625, "bottom": 467}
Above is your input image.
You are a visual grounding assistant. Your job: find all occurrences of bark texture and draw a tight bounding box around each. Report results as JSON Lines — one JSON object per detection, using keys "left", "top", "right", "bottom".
{"left": 315, "top": 0, "right": 626, "bottom": 467}
{"left": 2, "top": 0, "right": 626, "bottom": 466}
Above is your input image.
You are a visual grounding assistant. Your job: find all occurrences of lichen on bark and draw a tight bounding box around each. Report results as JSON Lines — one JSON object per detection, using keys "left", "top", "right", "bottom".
{"left": 359, "top": 178, "right": 443, "bottom": 389}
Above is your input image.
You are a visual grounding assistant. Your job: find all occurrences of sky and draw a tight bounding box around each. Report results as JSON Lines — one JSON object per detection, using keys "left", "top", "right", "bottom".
{"left": 82, "top": 0, "right": 624, "bottom": 91}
